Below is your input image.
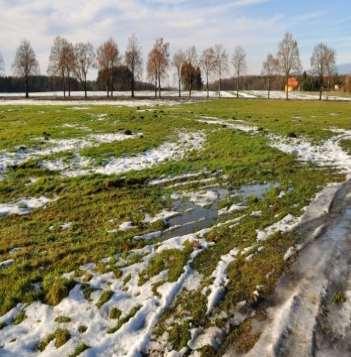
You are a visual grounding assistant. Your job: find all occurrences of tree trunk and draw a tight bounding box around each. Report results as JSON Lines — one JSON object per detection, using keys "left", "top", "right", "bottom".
{"left": 25, "top": 75, "right": 29, "bottom": 98}
{"left": 206, "top": 74, "right": 209, "bottom": 99}
{"left": 131, "top": 70, "right": 135, "bottom": 98}
{"left": 285, "top": 74, "right": 289, "bottom": 100}
{"left": 236, "top": 73, "right": 239, "bottom": 98}
{"left": 267, "top": 77, "right": 270, "bottom": 100}
{"left": 218, "top": 73, "right": 221, "bottom": 97}
{"left": 178, "top": 78, "right": 181, "bottom": 98}
{"left": 63, "top": 74, "right": 66, "bottom": 98}
{"left": 154, "top": 78, "right": 157, "bottom": 98}
{"left": 68, "top": 73, "right": 71, "bottom": 97}
{"left": 158, "top": 75, "right": 161, "bottom": 98}
{"left": 84, "top": 78, "right": 87, "bottom": 99}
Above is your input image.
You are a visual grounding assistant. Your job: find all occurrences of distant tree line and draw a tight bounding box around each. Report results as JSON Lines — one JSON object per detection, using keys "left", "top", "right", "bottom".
{"left": 0, "top": 32, "right": 342, "bottom": 100}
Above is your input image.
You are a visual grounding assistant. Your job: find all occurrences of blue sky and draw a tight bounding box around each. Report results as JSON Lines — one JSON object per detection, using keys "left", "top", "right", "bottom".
{"left": 0, "top": 0, "right": 350, "bottom": 80}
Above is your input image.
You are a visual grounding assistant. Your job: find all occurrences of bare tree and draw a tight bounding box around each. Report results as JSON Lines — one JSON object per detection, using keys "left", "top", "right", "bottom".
{"left": 147, "top": 49, "right": 158, "bottom": 98}
{"left": 200, "top": 47, "right": 216, "bottom": 98}
{"left": 173, "top": 50, "right": 186, "bottom": 97}
{"left": 0, "top": 51, "right": 4, "bottom": 76}
{"left": 277, "top": 32, "right": 302, "bottom": 100}
{"left": 73, "top": 42, "right": 96, "bottom": 99}
{"left": 232, "top": 46, "right": 247, "bottom": 98}
{"left": 97, "top": 39, "right": 119, "bottom": 97}
{"left": 125, "top": 34, "right": 143, "bottom": 98}
{"left": 311, "top": 43, "right": 336, "bottom": 100}
{"left": 12, "top": 40, "right": 39, "bottom": 98}
{"left": 214, "top": 44, "right": 228, "bottom": 97}
{"left": 147, "top": 38, "right": 169, "bottom": 98}
{"left": 262, "top": 54, "right": 279, "bottom": 99}
{"left": 184, "top": 46, "right": 198, "bottom": 97}
{"left": 48, "top": 37, "right": 73, "bottom": 98}
{"left": 63, "top": 42, "right": 75, "bottom": 97}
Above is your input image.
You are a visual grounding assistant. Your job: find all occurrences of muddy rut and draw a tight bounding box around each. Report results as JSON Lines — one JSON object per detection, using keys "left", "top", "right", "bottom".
{"left": 233, "top": 179, "right": 351, "bottom": 357}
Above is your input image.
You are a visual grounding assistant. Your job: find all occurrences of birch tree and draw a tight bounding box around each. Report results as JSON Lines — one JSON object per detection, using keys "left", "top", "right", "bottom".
{"left": 262, "top": 54, "right": 279, "bottom": 99}
{"left": 200, "top": 47, "right": 216, "bottom": 98}
{"left": 97, "top": 39, "right": 119, "bottom": 97}
{"left": 125, "top": 34, "right": 142, "bottom": 98}
{"left": 173, "top": 50, "right": 186, "bottom": 97}
{"left": 63, "top": 42, "right": 75, "bottom": 97}
{"left": 12, "top": 40, "right": 39, "bottom": 98}
{"left": 311, "top": 43, "right": 336, "bottom": 100}
{"left": 48, "top": 37, "right": 69, "bottom": 97}
{"left": 73, "top": 42, "right": 96, "bottom": 99}
{"left": 232, "top": 46, "right": 247, "bottom": 98}
{"left": 214, "top": 44, "right": 228, "bottom": 97}
{"left": 277, "top": 32, "right": 302, "bottom": 100}
{"left": 147, "top": 38, "right": 169, "bottom": 98}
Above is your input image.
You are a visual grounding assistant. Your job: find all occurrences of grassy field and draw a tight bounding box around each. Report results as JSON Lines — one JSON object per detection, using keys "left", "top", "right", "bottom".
{"left": 0, "top": 99, "right": 349, "bottom": 355}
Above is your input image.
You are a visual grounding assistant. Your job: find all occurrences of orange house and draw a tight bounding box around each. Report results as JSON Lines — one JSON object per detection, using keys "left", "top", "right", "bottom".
{"left": 285, "top": 77, "right": 299, "bottom": 92}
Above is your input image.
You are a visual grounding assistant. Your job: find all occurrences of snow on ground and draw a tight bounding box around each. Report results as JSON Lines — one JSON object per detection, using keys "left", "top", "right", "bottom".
{"left": 206, "top": 248, "right": 239, "bottom": 314}
{"left": 256, "top": 214, "right": 301, "bottom": 242}
{"left": 245, "top": 90, "right": 351, "bottom": 102}
{"left": 42, "top": 132, "right": 206, "bottom": 177}
{"left": 269, "top": 129, "right": 351, "bottom": 174}
{"left": 0, "top": 196, "right": 54, "bottom": 217}
{"left": 3, "top": 90, "right": 351, "bottom": 101}
{"left": 171, "top": 188, "right": 226, "bottom": 208}
{"left": 0, "top": 222, "right": 211, "bottom": 356}
{"left": 0, "top": 132, "right": 141, "bottom": 180}
{"left": 198, "top": 116, "right": 258, "bottom": 133}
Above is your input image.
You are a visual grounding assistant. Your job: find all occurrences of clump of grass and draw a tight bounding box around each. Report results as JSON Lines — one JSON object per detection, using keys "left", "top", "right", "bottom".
{"left": 69, "top": 342, "right": 90, "bottom": 357}
{"left": 108, "top": 305, "right": 142, "bottom": 334}
{"left": 109, "top": 307, "right": 122, "bottom": 320}
{"left": 139, "top": 241, "right": 193, "bottom": 285}
{"left": 151, "top": 281, "right": 164, "bottom": 299}
{"left": 55, "top": 315, "right": 71, "bottom": 323}
{"left": 123, "top": 274, "right": 131, "bottom": 285}
{"left": 37, "top": 333, "right": 55, "bottom": 351}
{"left": 78, "top": 325, "right": 87, "bottom": 333}
{"left": 96, "top": 290, "right": 113, "bottom": 308}
{"left": 44, "top": 278, "right": 75, "bottom": 306}
{"left": 168, "top": 321, "right": 191, "bottom": 351}
{"left": 80, "top": 283, "right": 94, "bottom": 301}
{"left": 54, "top": 328, "right": 71, "bottom": 348}
{"left": 13, "top": 310, "right": 26, "bottom": 325}
{"left": 332, "top": 291, "right": 347, "bottom": 305}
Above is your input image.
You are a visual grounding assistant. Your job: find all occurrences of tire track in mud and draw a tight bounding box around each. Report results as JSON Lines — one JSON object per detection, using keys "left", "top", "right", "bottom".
{"left": 239, "top": 180, "right": 351, "bottom": 357}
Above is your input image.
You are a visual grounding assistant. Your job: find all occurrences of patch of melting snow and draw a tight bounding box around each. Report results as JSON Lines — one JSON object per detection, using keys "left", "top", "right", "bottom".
{"left": 268, "top": 129, "right": 351, "bottom": 174}
{"left": 206, "top": 248, "right": 239, "bottom": 314}
{"left": 118, "top": 221, "right": 136, "bottom": 231}
{"left": 0, "top": 259, "right": 14, "bottom": 269}
{"left": 256, "top": 214, "right": 301, "bottom": 242}
{"left": 0, "top": 132, "right": 141, "bottom": 179}
{"left": 0, "top": 196, "right": 54, "bottom": 217}
{"left": 47, "top": 132, "right": 205, "bottom": 177}
{"left": 198, "top": 116, "right": 258, "bottom": 133}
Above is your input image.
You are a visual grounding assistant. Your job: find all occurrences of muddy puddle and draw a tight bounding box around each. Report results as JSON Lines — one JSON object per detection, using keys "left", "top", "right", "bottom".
{"left": 157, "top": 183, "right": 276, "bottom": 241}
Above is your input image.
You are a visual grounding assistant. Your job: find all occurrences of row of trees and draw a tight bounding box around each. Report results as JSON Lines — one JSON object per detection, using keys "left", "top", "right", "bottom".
{"left": 2, "top": 32, "right": 337, "bottom": 100}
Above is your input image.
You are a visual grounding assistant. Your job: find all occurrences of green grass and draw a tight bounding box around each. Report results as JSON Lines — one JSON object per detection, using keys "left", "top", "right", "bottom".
{"left": 69, "top": 342, "right": 90, "bottom": 357}
{"left": 96, "top": 290, "right": 113, "bottom": 308}
{"left": 0, "top": 100, "right": 350, "bottom": 352}
{"left": 139, "top": 241, "right": 193, "bottom": 285}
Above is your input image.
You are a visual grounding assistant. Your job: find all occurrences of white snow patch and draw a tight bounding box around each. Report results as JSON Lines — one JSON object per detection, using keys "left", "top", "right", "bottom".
{"left": 0, "top": 196, "right": 54, "bottom": 217}
{"left": 206, "top": 248, "right": 239, "bottom": 314}
{"left": 0, "top": 259, "right": 14, "bottom": 269}
{"left": 0, "top": 132, "right": 140, "bottom": 179}
{"left": 256, "top": 214, "right": 301, "bottom": 242}
{"left": 269, "top": 129, "right": 351, "bottom": 174}
{"left": 198, "top": 116, "right": 257, "bottom": 133}
{"left": 54, "top": 132, "right": 205, "bottom": 177}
